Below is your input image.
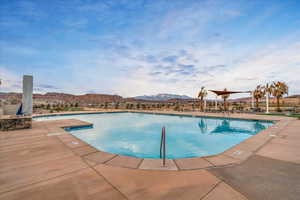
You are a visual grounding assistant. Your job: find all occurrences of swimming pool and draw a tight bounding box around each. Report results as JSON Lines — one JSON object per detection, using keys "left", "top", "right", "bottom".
{"left": 35, "top": 112, "right": 273, "bottom": 159}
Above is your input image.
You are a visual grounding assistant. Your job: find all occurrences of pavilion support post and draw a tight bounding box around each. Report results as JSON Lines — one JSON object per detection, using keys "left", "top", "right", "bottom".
{"left": 204, "top": 99, "right": 207, "bottom": 112}
{"left": 209, "top": 90, "right": 249, "bottom": 111}
{"left": 215, "top": 95, "right": 218, "bottom": 110}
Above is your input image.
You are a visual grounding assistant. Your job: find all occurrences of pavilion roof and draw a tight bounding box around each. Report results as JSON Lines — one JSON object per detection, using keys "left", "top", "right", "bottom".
{"left": 209, "top": 90, "right": 250, "bottom": 96}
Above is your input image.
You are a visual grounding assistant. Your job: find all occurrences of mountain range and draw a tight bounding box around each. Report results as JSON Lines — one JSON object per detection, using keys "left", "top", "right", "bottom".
{"left": 134, "top": 93, "right": 193, "bottom": 101}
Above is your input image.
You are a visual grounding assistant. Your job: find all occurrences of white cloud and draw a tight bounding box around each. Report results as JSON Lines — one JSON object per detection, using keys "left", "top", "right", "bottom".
{"left": 115, "top": 39, "right": 300, "bottom": 98}
{"left": 0, "top": 67, "right": 22, "bottom": 92}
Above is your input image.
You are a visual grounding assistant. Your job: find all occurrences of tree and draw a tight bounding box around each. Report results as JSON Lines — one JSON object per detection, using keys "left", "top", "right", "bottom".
{"left": 192, "top": 103, "right": 195, "bottom": 111}
{"left": 8, "top": 96, "right": 20, "bottom": 105}
{"left": 270, "top": 81, "right": 288, "bottom": 112}
{"left": 198, "top": 86, "right": 207, "bottom": 112}
{"left": 264, "top": 83, "right": 273, "bottom": 97}
{"left": 75, "top": 102, "right": 79, "bottom": 107}
{"left": 114, "top": 102, "right": 119, "bottom": 109}
{"left": 221, "top": 88, "right": 230, "bottom": 111}
{"left": 173, "top": 102, "right": 180, "bottom": 111}
{"left": 104, "top": 102, "right": 108, "bottom": 109}
{"left": 136, "top": 103, "right": 141, "bottom": 109}
{"left": 253, "top": 85, "right": 265, "bottom": 110}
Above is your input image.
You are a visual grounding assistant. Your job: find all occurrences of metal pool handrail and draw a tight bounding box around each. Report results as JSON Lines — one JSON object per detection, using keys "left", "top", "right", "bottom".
{"left": 160, "top": 126, "right": 166, "bottom": 166}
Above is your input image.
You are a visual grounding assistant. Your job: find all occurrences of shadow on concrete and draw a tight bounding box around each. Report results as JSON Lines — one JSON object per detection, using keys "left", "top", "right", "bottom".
{"left": 209, "top": 155, "right": 300, "bottom": 200}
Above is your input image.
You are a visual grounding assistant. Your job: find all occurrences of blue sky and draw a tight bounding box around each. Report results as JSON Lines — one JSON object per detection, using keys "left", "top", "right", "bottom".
{"left": 1, "top": 0, "right": 300, "bottom": 97}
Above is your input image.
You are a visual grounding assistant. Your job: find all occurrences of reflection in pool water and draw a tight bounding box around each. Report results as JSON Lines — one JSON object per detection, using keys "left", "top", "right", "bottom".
{"left": 199, "top": 119, "right": 267, "bottom": 135}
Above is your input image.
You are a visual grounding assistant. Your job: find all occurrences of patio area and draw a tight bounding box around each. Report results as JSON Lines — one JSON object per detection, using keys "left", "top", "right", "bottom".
{"left": 0, "top": 112, "right": 299, "bottom": 200}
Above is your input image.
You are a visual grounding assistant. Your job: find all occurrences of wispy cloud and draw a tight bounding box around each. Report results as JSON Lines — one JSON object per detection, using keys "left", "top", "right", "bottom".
{"left": 1, "top": 0, "right": 300, "bottom": 97}
{"left": 63, "top": 18, "right": 88, "bottom": 29}
{"left": 0, "top": 42, "right": 39, "bottom": 56}
{"left": 116, "top": 37, "right": 300, "bottom": 97}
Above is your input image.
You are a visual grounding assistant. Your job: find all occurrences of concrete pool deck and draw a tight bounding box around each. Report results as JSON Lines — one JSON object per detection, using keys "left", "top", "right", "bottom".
{"left": 0, "top": 111, "right": 299, "bottom": 200}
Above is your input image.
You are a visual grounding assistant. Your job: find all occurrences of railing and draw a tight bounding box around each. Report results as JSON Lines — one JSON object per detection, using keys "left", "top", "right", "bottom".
{"left": 160, "top": 126, "right": 166, "bottom": 166}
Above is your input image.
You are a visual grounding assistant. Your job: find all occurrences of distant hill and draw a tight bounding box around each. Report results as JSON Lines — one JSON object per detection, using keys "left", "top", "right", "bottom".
{"left": 0, "top": 92, "right": 123, "bottom": 105}
{"left": 287, "top": 95, "right": 300, "bottom": 98}
{"left": 134, "top": 93, "right": 192, "bottom": 101}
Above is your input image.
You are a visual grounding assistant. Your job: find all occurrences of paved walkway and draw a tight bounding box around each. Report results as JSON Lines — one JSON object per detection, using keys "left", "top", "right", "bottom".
{"left": 0, "top": 113, "right": 299, "bottom": 200}
{"left": 210, "top": 120, "right": 300, "bottom": 200}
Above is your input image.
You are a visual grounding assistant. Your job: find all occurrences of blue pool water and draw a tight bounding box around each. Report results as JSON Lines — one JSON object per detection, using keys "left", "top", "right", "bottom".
{"left": 35, "top": 112, "right": 273, "bottom": 159}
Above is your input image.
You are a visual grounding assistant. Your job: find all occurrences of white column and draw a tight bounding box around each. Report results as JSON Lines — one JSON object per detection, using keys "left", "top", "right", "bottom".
{"left": 204, "top": 99, "right": 207, "bottom": 112}
{"left": 251, "top": 92, "right": 254, "bottom": 109}
{"left": 22, "top": 75, "right": 33, "bottom": 115}
{"left": 215, "top": 95, "right": 218, "bottom": 110}
{"left": 266, "top": 92, "right": 269, "bottom": 113}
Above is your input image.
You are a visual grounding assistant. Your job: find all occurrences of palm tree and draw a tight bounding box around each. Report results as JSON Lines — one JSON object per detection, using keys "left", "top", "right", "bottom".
{"left": 270, "top": 81, "right": 288, "bottom": 112}
{"left": 253, "top": 85, "right": 265, "bottom": 110}
{"left": 221, "top": 88, "right": 230, "bottom": 111}
{"left": 264, "top": 83, "right": 273, "bottom": 95}
{"left": 198, "top": 86, "right": 207, "bottom": 112}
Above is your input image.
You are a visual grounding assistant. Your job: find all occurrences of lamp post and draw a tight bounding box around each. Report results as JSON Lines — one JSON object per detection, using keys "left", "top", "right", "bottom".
{"left": 251, "top": 91, "right": 254, "bottom": 109}
{"left": 266, "top": 92, "right": 269, "bottom": 113}
{"left": 215, "top": 95, "right": 218, "bottom": 110}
